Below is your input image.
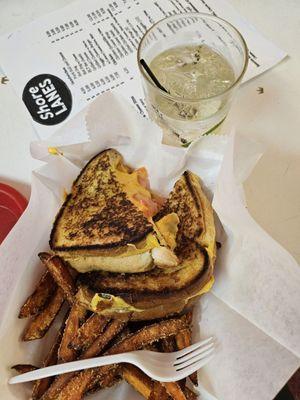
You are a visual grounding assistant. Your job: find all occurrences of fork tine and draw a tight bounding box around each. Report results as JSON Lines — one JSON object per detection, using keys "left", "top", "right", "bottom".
{"left": 175, "top": 337, "right": 213, "bottom": 359}
{"left": 175, "top": 347, "right": 215, "bottom": 371}
{"left": 174, "top": 341, "right": 214, "bottom": 366}
{"left": 175, "top": 354, "right": 215, "bottom": 379}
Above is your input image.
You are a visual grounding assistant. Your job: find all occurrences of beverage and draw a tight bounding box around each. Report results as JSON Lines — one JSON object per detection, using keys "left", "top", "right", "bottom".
{"left": 150, "top": 45, "right": 235, "bottom": 102}
{"left": 149, "top": 44, "right": 235, "bottom": 142}
{"left": 138, "top": 13, "right": 248, "bottom": 145}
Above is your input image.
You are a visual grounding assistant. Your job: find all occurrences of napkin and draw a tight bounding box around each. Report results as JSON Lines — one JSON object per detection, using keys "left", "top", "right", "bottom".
{"left": 0, "top": 92, "right": 299, "bottom": 400}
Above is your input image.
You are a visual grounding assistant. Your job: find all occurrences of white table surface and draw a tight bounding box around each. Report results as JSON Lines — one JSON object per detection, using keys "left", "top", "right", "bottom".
{"left": 0, "top": 0, "right": 299, "bottom": 267}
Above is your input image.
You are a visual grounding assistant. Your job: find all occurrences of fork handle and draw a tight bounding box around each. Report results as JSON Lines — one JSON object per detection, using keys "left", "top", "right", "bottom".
{"left": 9, "top": 353, "right": 132, "bottom": 384}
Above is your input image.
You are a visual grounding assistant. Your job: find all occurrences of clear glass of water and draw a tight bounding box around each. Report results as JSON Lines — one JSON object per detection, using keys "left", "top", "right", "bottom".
{"left": 137, "top": 13, "right": 248, "bottom": 145}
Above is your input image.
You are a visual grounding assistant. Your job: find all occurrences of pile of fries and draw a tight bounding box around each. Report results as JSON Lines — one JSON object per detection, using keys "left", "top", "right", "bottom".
{"left": 13, "top": 253, "right": 198, "bottom": 400}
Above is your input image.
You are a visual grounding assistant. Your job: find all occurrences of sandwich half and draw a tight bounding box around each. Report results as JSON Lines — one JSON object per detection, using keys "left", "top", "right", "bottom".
{"left": 50, "top": 149, "right": 174, "bottom": 273}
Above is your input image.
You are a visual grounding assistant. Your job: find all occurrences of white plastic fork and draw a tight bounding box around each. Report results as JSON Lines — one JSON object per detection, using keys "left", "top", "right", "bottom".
{"left": 9, "top": 337, "right": 215, "bottom": 384}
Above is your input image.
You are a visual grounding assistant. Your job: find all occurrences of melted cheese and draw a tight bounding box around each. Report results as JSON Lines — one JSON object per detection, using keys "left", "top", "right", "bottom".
{"left": 91, "top": 293, "right": 143, "bottom": 313}
{"left": 155, "top": 213, "right": 179, "bottom": 250}
{"left": 115, "top": 168, "right": 151, "bottom": 208}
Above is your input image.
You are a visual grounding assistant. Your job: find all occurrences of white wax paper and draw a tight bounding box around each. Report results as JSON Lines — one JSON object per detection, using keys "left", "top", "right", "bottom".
{"left": 0, "top": 93, "right": 299, "bottom": 400}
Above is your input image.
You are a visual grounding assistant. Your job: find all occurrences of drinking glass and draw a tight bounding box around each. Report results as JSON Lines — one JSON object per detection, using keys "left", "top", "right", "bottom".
{"left": 137, "top": 13, "right": 248, "bottom": 145}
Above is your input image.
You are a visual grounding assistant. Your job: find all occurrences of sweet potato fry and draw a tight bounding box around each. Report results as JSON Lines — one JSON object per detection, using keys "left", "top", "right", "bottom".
{"left": 181, "top": 310, "right": 193, "bottom": 326}
{"left": 109, "top": 326, "right": 131, "bottom": 347}
{"left": 160, "top": 330, "right": 188, "bottom": 391}
{"left": 22, "top": 288, "right": 64, "bottom": 341}
{"left": 108, "top": 318, "right": 187, "bottom": 355}
{"left": 41, "top": 334, "right": 80, "bottom": 399}
{"left": 123, "top": 364, "right": 153, "bottom": 398}
{"left": 58, "top": 304, "right": 87, "bottom": 362}
{"left": 39, "top": 253, "right": 76, "bottom": 304}
{"left": 32, "top": 327, "right": 63, "bottom": 400}
{"left": 42, "top": 320, "right": 126, "bottom": 399}
{"left": 162, "top": 382, "right": 187, "bottom": 400}
{"left": 41, "top": 372, "right": 75, "bottom": 400}
{"left": 56, "top": 369, "right": 95, "bottom": 400}
{"left": 176, "top": 311, "right": 193, "bottom": 351}
{"left": 18, "top": 271, "right": 56, "bottom": 319}
{"left": 175, "top": 328, "right": 191, "bottom": 350}
{"left": 183, "top": 387, "right": 198, "bottom": 400}
{"left": 123, "top": 365, "right": 171, "bottom": 400}
{"left": 11, "top": 364, "right": 38, "bottom": 373}
{"left": 149, "top": 381, "right": 170, "bottom": 400}
{"left": 86, "top": 365, "right": 121, "bottom": 394}
{"left": 160, "top": 336, "right": 176, "bottom": 353}
{"left": 51, "top": 364, "right": 120, "bottom": 400}
{"left": 69, "top": 313, "right": 108, "bottom": 352}
{"left": 83, "top": 319, "right": 126, "bottom": 358}
{"left": 54, "top": 367, "right": 117, "bottom": 400}
{"left": 175, "top": 314, "right": 198, "bottom": 385}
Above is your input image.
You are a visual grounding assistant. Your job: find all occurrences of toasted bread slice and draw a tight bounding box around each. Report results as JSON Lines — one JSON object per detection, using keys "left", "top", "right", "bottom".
{"left": 50, "top": 149, "right": 154, "bottom": 252}
{"left": 77, "top": 171, "right": 216, "bottom": 320}
{"left": 50, "top": 150, "right": 165, "bottom": 273}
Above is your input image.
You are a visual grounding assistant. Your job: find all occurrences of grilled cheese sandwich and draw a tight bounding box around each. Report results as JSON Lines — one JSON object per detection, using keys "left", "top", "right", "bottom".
{"left": 76, "top": 169, "right": 216, "bottom": 320}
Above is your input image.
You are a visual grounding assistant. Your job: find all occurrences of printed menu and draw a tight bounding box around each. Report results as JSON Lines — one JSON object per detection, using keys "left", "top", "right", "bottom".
{"left": 0, "top": 0, "right": 286, "bottom": 139}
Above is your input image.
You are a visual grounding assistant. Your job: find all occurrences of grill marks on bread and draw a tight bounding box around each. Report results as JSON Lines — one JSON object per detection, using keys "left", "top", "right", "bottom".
{"left": 155, "top": 171, "right": 204, "bottom": 261}
{"left": 50, "top": 150, "right": 153, "bottom": 251}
